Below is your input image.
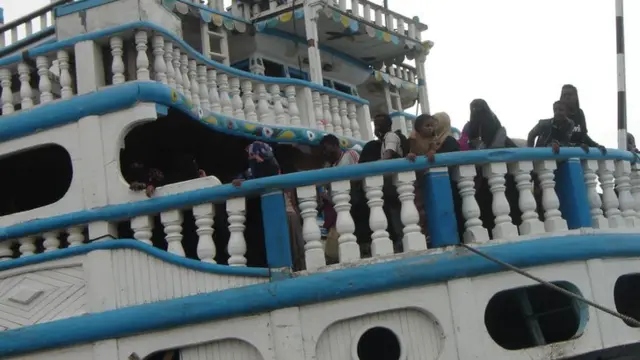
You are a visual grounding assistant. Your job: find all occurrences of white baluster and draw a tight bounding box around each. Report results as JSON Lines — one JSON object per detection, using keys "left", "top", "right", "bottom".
{"left": 348, "top": 103, "right": 360, "bottom": 139}
{"left": 164, "top": 42, "right": 176, "bottom": 89}
{"left": 229, "top": 77, "right": 244, "bottom": 119}
{"left": 483, "top": 162, "right": 519, "bottom": 239}
{"left": 615, "top": 160, "right": 637, "bottom": 227}
{"left": 270, "top": 84, "right": 285, "bottom": 125}
{"left": 255, "top": 83, "right": 270, "bottom": 123}
{"left": 207, "top": 69, "right": 221, "bottom": 113}
{"left": 321, "top": 94, "right": 333, "bottom": 133}
{"left": 534, "top": 160, "right": 568, "bottom": 232}
{"left": 582, "top": 160, "right": 608, "bottom": 228}
{"left": 131, "top": 216, "right": 153, "bottom": 245}
{"left": 331, "top": 180, "right": 360, "bottom": 262}
{"left": 241, "top": 80, "right": 257, "bottom": 121}
{"left": 152, "top": 35, "right": 167, "bottom": 85}
{"left": 296, "top": 186, "right": 325, "bottom": 270}
{"left": 67, "top": 226, "right": 85, "bottom": 247}
{"left": 0, "top": 69, "right": 14, "bottom": 114}
{"left": 197, "top": 65, "right": 210, "bottom": 112}
{"left": 17, "top": 63, "right": 33, "bottom": 110}
{"left": 36, "top": 56, "right": 53, "bottom": 104}
{"left": 363, "top": 176, "right": 393, "bottom": 256}
{"left": 0, "top": 241, "right": 13, "bottom": 261}
{"left": 57, "top": 50, "right": 74, "bottom": 99}
{"left": 181, "top": 54, "right": 191, "bottom": 102}
{"left": 330, "top": 97, "right": 343, "bottom": 135}
{"left": 226, "top": 198, "right": 247, "bottom": 266}
{"left": 42, "top": 231, "right": 60, "bottom": 252}
{"left": 110, "top": 36, "right": 126, "bottom": 85}
{"left": 393, "top": 172, "right": 427, "bottom": 251}
{"left": 218, "top": 73, "right": 233, "bottom": 115}
{"left": 172, "top": 48, "right": 184, "bottom": 94}
{"left": 453, "top": 165, "right": 489, "bottom": 243}
{"left": 508, "top": 161, "right": 545, "bottom": 235}
{"left": 312, "top": 91, "right": 325, "bottom": 130}
{"left": 161, "top": 210, "right": 185, "bottom": 256}
{"left": 135, "top": 31, "right": 150, "bottom": 81}
{"left": 285, "top": 86, "right": 300, "bottom": 126}
{"left": 598, "top": 160, "right": 625, "bottom": 228}
{"left": 631, "top": 163, "right": 640, "bottom": 225}
{"left": 339, "top": 100, "right": 352, "bottom": 137}
{"left": 188, "top": 60, "right": 200, "bottom": 109}
{"left": 193, "top": 203, "right": 216, "bottom": 263}
{"left": 18, "top": 237, "right": 36, "bottom": 257}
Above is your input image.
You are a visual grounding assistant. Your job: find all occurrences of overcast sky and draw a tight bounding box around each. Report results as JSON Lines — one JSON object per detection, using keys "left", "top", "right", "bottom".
{"left": 3, "top": 0, "right": 638, "bottom": 147}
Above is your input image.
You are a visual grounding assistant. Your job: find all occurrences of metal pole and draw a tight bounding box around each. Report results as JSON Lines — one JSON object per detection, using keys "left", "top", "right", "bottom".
{"left": 383, "top": 0, "right": 388, "bottom": 9}
{"left": 616, "top": 0, "right": 627, "bottom": 150}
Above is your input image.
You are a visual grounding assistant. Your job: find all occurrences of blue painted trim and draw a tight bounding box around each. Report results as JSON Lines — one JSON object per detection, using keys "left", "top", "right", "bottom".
{"left": 0, "top": 239, "right": 268, "bottom": 277}
{"left": 173, "top": 0, "right": 250, "bottom": 24}
{"left": 261, "top": 191, "right": 293, "bottom": 270}
{"left": 0, "top": 21, "right": 367, "bottom": 105}
{"left": 55, "top": 0, "right": 119, "bottom": 17}
{"left": 556, "top": 159, "right": 592, "bottom": 228}
{"left": 424, "top": 168, "right": 459, "bottom": 247}
{"left": 0, "top": 27, "right": 55, "bottom": 57}
{"left": 0, "top": 140, "right": 634, "bottom": 242}
{"left": 0, "top": 7, "right": 4, "bottom": 24}
{"left": 3, "top": 233, "right": 640, "bottom": 357}
{"left": 155, "top": 103, "right": 169, "bottom": 116}
{"left": 287, "top": 66, "right": 310, "bottom": 81}
{"left": 231, "top": 59, "right": 250, "bottom": 70}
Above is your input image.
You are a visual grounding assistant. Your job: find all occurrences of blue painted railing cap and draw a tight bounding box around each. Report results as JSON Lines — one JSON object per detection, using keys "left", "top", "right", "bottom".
{"left": 0, "top": 7, "right": 4, "bottom": 24}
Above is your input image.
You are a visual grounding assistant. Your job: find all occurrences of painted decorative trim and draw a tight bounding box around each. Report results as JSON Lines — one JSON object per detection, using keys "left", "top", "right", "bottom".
{"left": 162, "top": 0, "right": 250, "bottom": 32}
{"left": 2, "top": 233, "right": 640, "bottom": 357}
{"left": 372, "top": 69, "right": 417, "bottom": 90}
{"left": 255, "top": 8, "right": 304, "bottom": 31}
{"left": 0, "top": 239, "right": 269, "bottom": 277}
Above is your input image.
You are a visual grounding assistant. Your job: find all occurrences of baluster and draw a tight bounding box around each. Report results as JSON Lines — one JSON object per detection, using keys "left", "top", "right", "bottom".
{"left": 339, "top": 100, "right": 352, "bottom": 137}
{"left": 534, "top": 160, "right": 568, "bottom": 232}
{"left": 207, "top": 69, "right": 221, "bottom": 113}
{"left": 193, "top": 203, "right": 216, "bottom": 263}
{"left": 508, "top": 161, "right": 545, "bottom": 235}
{"left": 631, "top": 163, "right": 640, "bottom": 225}
{"left": 181, "top": 54, "right": 191, "bottom": 102}
{"left": 67, "top": 226, "right": 85, "bottom": 247}
{"left": 255, "top": 83, "right": 270, "bottom": 123}
{"left": 363, "top": 176, "right": 393, "bottom": 256}
{"left": 42, "top": 231, "right": 60, "bottom": 252}
{"left": 241, "top": 80, "right": 257, "bottom": 121}
{"left": 110, "top": 36, "right": 125, "bottom": 84}
{"left": 152, "top": 35, "right": 167, "bottom": 84}
{"left": 296, "top": 186, "right": 325, "bottom": 270}
{"left": 135, "top": 31, "right": 150, "bottom": 81}
{"left": 453, "top": 165, "right": 489, "bottom": 243}
{"left": 0, "top": 241, "right": 13, "bottom": 261}
{"left": 218, "top": 74, "right": 233, "bottom": 116}
{"left": 36, "top": 56, "right": 53, "bottom": 104}
{"left": 0, "top": 69, "right": 14, "bottom": 114}
{"left": 330, "top": 97, "right": 343, "bottom": 135}
{"left": 598, "top": 160, "right": 624, "bottom": 228}
{"left": 312, "top": 91, "right": 325, "bottom": 131}
{"left": 285, "top": 86, "right": 301, "bottom": 126}
{"left": 164, "top": 42, "right": 176, "bottom": 89}
{"left": 57, "top": 50, "right": 73, "bottom": 99}
{"left": 270, "top": 84, "right": 285, "bottom": 124}
{"left": 197, "top": 65, "right": 210, "bottom": 112}
{"left": 615, "top": 160, "right": 637, "bottom": 227}
{"left": 393, "top": 172, "right": 426, "bottom": 251}
{"left": 18, "top": 237, "right": 36, "bottom": 257}
{"left": 582, "top": 160, "right": 608, "bottom": 228}
{"left": 161, "top": 210, "right": 185, "bottom": 256}
{"left": 16, "top": 63, "right": 33, "bottom": 110}
{"left": 188, "top": 60, "right": 200, "bottom": 109}
{"left": 226, "top": 198, "right": 247, "bottom": 266}
{"left": 131, "top": 216, "right": 153, "bottom": 245}
{"left": 321, "top": 94, "right": 333, "bottom": 133}
{"left": 331, "top": 180, "right": 359, "bottom": 262}
{"left": 483, "top": 162, "right": 519, "bottom": 239}
{"left": 172, "top": 48, "right": 184, "bottom": 94}
{"left": 229, "top": 77, "right": 244, "bottom": 119}
{"left": 348, "top": 103, "right": 360, "bottom": 139}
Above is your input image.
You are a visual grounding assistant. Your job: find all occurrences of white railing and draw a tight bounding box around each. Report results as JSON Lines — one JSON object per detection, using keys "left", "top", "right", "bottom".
{"left": 0, "top": 0, "right": 73, "bottom": 50}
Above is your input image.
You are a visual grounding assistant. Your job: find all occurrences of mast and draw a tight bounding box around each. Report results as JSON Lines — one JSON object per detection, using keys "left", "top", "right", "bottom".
{"left": 616, "top": 0, "right": 627, "bottom": 150}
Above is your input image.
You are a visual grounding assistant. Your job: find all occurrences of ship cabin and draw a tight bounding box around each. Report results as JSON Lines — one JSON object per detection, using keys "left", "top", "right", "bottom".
{"left": 1, "top": 1, "right": 640, "bottom": 360}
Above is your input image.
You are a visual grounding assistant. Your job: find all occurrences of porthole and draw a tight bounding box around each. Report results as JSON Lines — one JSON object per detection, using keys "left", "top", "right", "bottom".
{"left": 613, "top": 273, "right": 640, "bottom": 327}
{"left": 354, "top": 326, "right": 402, "bottom": 360}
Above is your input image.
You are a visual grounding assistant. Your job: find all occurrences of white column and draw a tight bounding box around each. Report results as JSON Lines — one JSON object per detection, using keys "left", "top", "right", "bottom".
{"left": 415, "top": 52, "right": 430, "bottom": 115}
{"left": 303, "top": 1, "right": 324, "bottom": 85}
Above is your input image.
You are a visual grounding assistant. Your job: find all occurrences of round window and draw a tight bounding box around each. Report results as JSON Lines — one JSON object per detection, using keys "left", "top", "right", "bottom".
{"left": 356, "top": 326, "right": 401, "bottom": 360}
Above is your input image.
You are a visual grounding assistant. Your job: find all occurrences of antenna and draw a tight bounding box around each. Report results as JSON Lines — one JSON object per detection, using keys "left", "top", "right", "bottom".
{"left": 616, "top": 0, "right": 627, "bottom": 150}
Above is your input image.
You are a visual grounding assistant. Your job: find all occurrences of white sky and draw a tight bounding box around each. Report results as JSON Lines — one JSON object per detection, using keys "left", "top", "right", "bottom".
{"left": 3, "top": 0, "right": 638, "bottom": 147}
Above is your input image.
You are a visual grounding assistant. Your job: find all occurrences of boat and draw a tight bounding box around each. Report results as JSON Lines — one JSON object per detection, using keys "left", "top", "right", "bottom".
{"left": 0, "top": 0, "right": 639, "bottom": 359}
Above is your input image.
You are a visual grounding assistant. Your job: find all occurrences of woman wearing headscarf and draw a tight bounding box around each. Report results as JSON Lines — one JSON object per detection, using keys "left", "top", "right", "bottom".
{"left": 466, "top": 99, "right": 518, "bottom": 149}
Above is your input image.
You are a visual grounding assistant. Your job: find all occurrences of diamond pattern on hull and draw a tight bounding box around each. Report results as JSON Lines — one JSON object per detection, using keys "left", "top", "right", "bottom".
{"left": 0, "top": 266, "right": 86, "bottom": 330}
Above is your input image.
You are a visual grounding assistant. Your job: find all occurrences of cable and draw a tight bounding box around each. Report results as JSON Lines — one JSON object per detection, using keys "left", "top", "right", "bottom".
{"left": 458, "top": 242, "right": 640, "bottom": 327}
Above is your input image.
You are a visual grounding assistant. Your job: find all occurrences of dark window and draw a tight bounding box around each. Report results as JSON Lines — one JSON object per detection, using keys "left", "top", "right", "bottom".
{"left": 614, "top": 274, "right": 640, "bottom": 327}
{"left": 287, "top": 67, "right": 309, "bottom": 81}
{"left": 485, "top": 281, "right": 587, "bottom": 350}
{"left": 0, "top": 144, "right": 73, "bottom": 216}
{"left": 333, "top": 81, "right": 353, "bottom": 95}
{"left": 323, "top": 79, "right": 333, "bottom": 88}
{"left": 356, "top": 326, "right": 401, "bottom": 360}
{"left": 263, "top": 60, "right": 285, "bottom": 77}
{"left": 232, "top": 60, "right": 250, "bottom": 72}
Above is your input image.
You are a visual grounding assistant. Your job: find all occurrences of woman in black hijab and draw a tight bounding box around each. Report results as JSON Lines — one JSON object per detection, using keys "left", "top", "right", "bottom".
{"left": 560, "top": 84, "right": 587, "bottom": 134}
{"left": 467, "top": 99, "right": 518, "bottom": 149}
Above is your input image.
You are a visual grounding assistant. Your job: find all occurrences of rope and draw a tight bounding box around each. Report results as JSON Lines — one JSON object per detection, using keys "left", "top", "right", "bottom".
{"left": 458, "top": 243, "right": 640, "bottom": 327}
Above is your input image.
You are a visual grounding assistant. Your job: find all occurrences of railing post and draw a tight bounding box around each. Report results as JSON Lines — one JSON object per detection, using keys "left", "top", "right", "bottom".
{"left": 424, "top": 167, "right": 459, "bottom": 247}
{"left": 74, "top": 40, "right": 105, "bottom": 94}
{"left": 261, "top": 190, "right": 293, "bottom": 280}
{"left": 555, "top": 158, "right": 592, "bottom": 228}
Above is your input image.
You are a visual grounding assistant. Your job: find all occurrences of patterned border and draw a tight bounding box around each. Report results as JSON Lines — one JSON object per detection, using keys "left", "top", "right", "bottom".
{"left": 162, "top": 0, "right": 249, "bottom": 33}
{"left": 372, "top": 70, "right": 417, "bottom": 90}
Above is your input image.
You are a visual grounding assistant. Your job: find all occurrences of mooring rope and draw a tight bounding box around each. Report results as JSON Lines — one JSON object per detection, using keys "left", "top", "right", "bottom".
{"left": 458, "top": 243, "right": 640, "bottom": 327}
